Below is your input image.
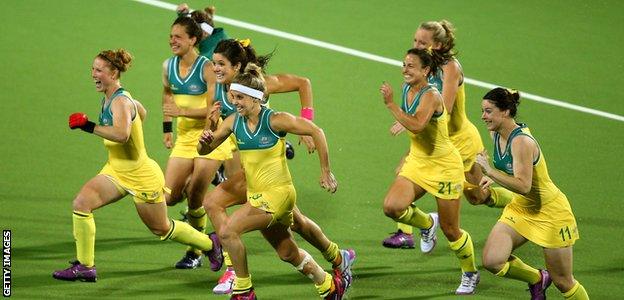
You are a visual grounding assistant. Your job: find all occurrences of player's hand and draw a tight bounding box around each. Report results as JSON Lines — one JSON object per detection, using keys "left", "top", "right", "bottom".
{"left": 479, "top": 175, "right": 494, "bottom": 190}
{"left": 476, "top": 150, "right": 492, "bottom": 175}
{"left": 380, "top": 81, "right": 394, "bottom": 106}
{"left": 176, "top": 3, "right": 190, "bottom": 14}
{"left": 320, "top": 171, "right": 337, "bottom": 194}
{"left": 199, "top": 129, "right": 214, "bottom": 145}
{"left": 390, "top": 121, "right": 406, "bottom": 136}
{"left": 69, "top": 113, "right": 89, "bottom": 129}
{"left": 208, "top": 102, "right": 221, "bottom": 127}
{"left": 163, "top": 132, "right": 173, "bottom": 149}
{"left": 298, "top": 135, "right": 316, "bottom": 153}
{"left": 163, "top": 102, "right": 183, "bottom": 117}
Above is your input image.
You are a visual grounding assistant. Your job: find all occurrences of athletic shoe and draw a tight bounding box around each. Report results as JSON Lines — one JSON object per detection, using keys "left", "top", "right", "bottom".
{"left": 419, "top": 212, "right": 439, "bottom": 253}
{"left": 337, "top": 249, "right": 356, "bottom": 289}
{"left": 174, "top": 251, "right": 203, "bottom": 269}
{"left": 52, "top": 260, "right": 97, "bottom": 282}
{"left": 203, "top": 232, "right": 224, "bottom": 271}
{"left": 213, "top": 267, "right": 236, "bottom": 294}
{"left": 285, "top": 141, "right": 295, "bottom": 160}
{"left": 455, "top": 271, "right": 480, "bottom": 295}
{"left": 382, "top": 230, "right": 415, "bottom": 249}
{"left": 324, "top": 269, "right": 346, "bottom": 300}
{"left": 179, "top": 207, "right": 189, "bottom": 222}
{"left": 212, "top": 165, "right": 226, "bottom": 186}
{"left": 230, "top": 288, "right": 256, "bottom": 300}
{"left": 528, "top": 269, "right": 552, "bottom": 300}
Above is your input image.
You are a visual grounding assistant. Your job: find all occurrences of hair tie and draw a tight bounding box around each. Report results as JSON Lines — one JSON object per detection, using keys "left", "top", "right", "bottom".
{"left": 200, "top": 22, "right": 214, "bottom": 35}
{"left": 505, "top": 88, "right": 517, "bottom": 95}
{"left": 425, "top": 46, "right": 433, "bottom": 55}
{"left": 236, "top": 38, "right": 251, "bottom": 47}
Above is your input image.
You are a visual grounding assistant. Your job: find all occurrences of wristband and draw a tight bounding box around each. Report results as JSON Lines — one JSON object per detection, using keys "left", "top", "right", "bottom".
{"left": 300, "top": 107, "right": 314, "bottom": 121}
{"left": 163, "top": 121, "right": 173, "bottom": 133}
{"left": 82, "top": 121, "right": 96, "bottom": 134}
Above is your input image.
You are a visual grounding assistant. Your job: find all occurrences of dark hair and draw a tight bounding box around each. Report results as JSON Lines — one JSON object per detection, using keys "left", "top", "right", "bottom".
{"left": 190, "top": 6, "right": 216, "bottom": 27}
{"left": 233, "top": 63, "right": 266, "bottom": 102}
{"left": 406, "top": 48, "right": 437, "bottom": 76}
{"left": 214, "top": 39, "right": 272, "bottom": 73}
{"left": 483, "top": 88, "right": 521, "bottom": 117}
{"left": 419, "top": 20, "right": 457, "bottom": 63}
{"left": 172, "top": 16, "right": 203, "bottom": 46}
{"left": 97, "top": 48, "right": 132, "bottom": 75}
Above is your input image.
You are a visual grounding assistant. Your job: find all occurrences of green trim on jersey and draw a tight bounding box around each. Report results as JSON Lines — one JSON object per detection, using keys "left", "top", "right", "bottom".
{"left": 493, "top": 123, "right": 540, "bottom": 175}
{"left": 167, "top": 55, "right": 208, "bottom": 95}
{"left": 233, "top": 107, "right": 286, "bottom": 151}
{"left": 401, "top": 84, "right": 442, "bottom": 117}
{"left": 215, "top": 83, "right": 237, "bottom": 118}
{"left": 99, "top": 88, "right": 136, "bottom": 126}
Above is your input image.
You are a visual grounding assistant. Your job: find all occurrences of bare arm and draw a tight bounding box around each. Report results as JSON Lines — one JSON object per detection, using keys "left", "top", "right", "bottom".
{"left": 162, "top": 59, "right": 174, "bottom": 149}
{"left": 93, "top": 96, "right": 133, "bottom": 143}
{"left": 380, "top": 82, "right": 440, "bottom": 134}
{"left": 163, "top": 61, "right": 216, "bottom": 119}
{"left": 270, "top": 112, "right": 337, "bottom": 193}
{"left": 476, "top": 136, "right": 536, "bottom": 195}
{"left": 440, "top": 60, "right": 461, "bottom": 114}
{"left": 265, "top": 73, "right": 316, "bottom": 152}
{"left": 197, "top": 114, "right": 234, "bottom": 155}
{"left": 134, "top": 99, "right": 147, "bottom": 121}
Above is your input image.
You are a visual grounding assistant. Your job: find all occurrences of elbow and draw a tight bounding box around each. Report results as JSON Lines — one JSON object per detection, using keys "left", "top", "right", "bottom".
{"left": 116, "top": 134, "right": 130, "bottom": 144}
{"left": 517, "top": 183, "right": 532, "bottom": 195}
{"left": 406, "top": 123, "right": 425, "bottom": 134}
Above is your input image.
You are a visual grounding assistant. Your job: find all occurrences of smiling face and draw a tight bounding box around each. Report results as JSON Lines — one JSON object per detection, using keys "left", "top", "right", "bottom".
{"left": 91, "top": 57, "right": 116, "bottom": 93}
{"left": 212, "top": 53, "right": 239, "bottom": 84}
{"left": 402, "top": 53, "right": 429, "bottom": 86}
{"left": 229, "top": 90, "right": 259, "bottom": 117}
{"left": 481, "top": 99, "right": 510, "bottom": 131}
{"left": 169, "top": 24, "right": 196, "bottom": 56}
{"left": 413, "top": 28, "right": 441, "bottom": 50}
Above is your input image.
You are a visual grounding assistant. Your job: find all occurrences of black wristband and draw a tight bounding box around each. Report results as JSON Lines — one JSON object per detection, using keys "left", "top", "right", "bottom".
{"left": 81, "top": 121, "right": 96, "bottom": 134}
{"left": 163, "top": 121, "right": 173, "bottom": 133}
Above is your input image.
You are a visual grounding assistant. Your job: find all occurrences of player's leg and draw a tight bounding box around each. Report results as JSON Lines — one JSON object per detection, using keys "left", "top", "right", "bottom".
{"left": 544, "top": 247, "right": 588, "bottom": 300}
{"left": 163, "top": 157, "right": 193, "bottom": 206}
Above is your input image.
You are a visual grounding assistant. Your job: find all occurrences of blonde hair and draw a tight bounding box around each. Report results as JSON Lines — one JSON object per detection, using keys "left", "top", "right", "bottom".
{"left": 419, "top": 20, "right": 457, "bottom": 61}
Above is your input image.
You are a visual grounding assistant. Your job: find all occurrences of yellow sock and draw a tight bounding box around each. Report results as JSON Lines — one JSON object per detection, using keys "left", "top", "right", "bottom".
{"left": 494, "top": 255, "right": 540, "bottom": 284}
{"left": 322, "top": 242, "right": 340, "bottom": 265}
{"left": 223, "top": 251, "right": 233, "bottom": 267}
{"left": 395, "top": 206, "right": 432, "bottom": 229}
{"left": 161, "top": 219, "right": 213, "bottom": 251}
{"left": 186, "top": 207, "right": 208, "bottom": 254}
{"left": 397, "top": 222, "right": 413, "bottom": 234}
{"left": 488, "top": 187, "right": 514, "bottom": 208}
{"left": 315, "top": 272, "right": 333, "bottom": 297}
{"left": 73, "top": 211, "right": 95, "bottom": 267}
{"left": 233, "top": 275, "right": 252, "bottom": 294}
{"left": 448, "top": 229, "right": 477, "bottom": 272}
{"left": 563, "top": 281, "right": 589, "bottom": 300}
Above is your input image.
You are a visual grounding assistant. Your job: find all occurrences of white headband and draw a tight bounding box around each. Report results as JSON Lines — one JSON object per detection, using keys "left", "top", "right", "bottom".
{"left": 230, "top": 83, "right": 264, "bottom": 100}
{"left": 200, "top": 22, "right": 214, "bottom": 35}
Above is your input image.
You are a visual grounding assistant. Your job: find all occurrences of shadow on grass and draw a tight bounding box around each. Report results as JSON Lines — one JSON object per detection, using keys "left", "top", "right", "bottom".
{"left": 13, "top": 237, "right": 158, "bottom": 261}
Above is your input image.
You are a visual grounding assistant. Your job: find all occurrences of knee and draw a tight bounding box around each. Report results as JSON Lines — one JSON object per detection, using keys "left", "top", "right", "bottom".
{"left": 219, "top": 223, "right": 239, "bottom": 244}
{"left": 482, "top": 253, "right": 506, "bottom": 274}
{"left": 290, "top": 219, "right": 303, "bottom": 234}
{"left": 149, "top": 223, "right": 171, "bottom": 237}
{"left": 277, "top": 247, "right": 300, "bottom": 264}
{"left": 72, "top": 193, "right": 94, "bottom": 213}
{"left": 203, "top": 192, "right": 221, "bottom": 212}
{"left": 165, "top": 189, "right": 184, "bottom": 206}
{"left": 463, "top": 190, "right": 484, "bottom": 206}
{"left": 382, "top": 200, "right": 404, "bottom": 219}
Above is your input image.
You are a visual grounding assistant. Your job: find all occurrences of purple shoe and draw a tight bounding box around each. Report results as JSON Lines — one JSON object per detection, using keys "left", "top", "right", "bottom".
{"left": 52, "top": 260, "right": 97, "bottom": 282}
{"left": 528, "top": 269, "right": 552, "bottom": 300}
{"left": 204, "top": 232, "right": 224, "bottom": 271}
{"left": 230, "top": 288, "right": 256, "bottom": 300}
{"left": 382, "top": 230, "right": 415, "bottom": 249}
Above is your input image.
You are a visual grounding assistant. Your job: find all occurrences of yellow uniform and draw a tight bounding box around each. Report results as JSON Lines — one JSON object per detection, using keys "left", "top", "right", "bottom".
{"left": 397, "top": 84, "right": 465, "bottom": 199}
{"left": 494, "top": 125, "right": 579, "bottom": 248}
{"left": 428, "top": 60, "right": 484, "bottom": 171}
{"left": 97, "top": 88, "right": 165, "bottom": 203}
{"left": 233, "top": 107, "right": 295, "bottom": 226}
{"left": 167, "top": 55, "right": 233, "bottom": 160}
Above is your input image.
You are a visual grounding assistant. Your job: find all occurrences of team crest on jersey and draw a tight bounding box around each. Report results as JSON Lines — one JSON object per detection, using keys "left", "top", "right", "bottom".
{"left": 259, "top": 136, "right": 270, "bottom": 147}
{"left": 170, "top": 84, "right": 178, "bottom": 91}
{"left": 237, "top": 139, "right": 245, "bottom": 145}
{"left": 189, "top": 84, "right": 201, "bottom": 93}
{"left": 506, "top": 163, "right": 513, "bottom": 171}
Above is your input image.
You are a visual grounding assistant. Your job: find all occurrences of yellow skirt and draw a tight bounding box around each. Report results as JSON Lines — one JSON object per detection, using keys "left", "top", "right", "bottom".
{"left": 248, "top": 185, "right": 296, "bottom": 227}
{"left": 171, "top": 128, "right": 234, "bottom": 160}
{"left": 449, "top": 122, "right": 484, "bottom": 172}
{"left": 99, "top": 158, "right": 165, "bottom": 203}
{"left": 399, "top": 149, "right": 465, "bottom": 200}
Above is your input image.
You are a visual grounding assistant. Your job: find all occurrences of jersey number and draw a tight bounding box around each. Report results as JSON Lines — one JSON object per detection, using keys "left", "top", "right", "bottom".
{"left": 438, "top": 182, "right": 452, "bottom": 195}
{"left": 559, "top": 226, "right": 572, "bottom": 241}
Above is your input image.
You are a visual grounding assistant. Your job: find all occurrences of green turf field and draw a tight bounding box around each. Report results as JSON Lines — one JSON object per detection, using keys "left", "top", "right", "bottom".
{"left": 1, "top": 0, "right": 623, "bottom": 299}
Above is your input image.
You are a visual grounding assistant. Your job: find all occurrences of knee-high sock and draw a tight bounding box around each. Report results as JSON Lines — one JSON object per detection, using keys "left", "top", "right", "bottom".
{"left": 394, "top": 206, "right": 432, "bottom": 229}
{"left": 488, "top": 187, "right": 514, "bottom": 208}
{"left": 161, "top": 219, "right": 213, "bottom": 251}
{"left": 397, "top": 222, "right": 413, "bottom": 234}
{"left": 495, "top": 255, "right": 540, "bottom": 284}
{"left": 232, "top": 275, "right": 252, "bottom": 294}
{"left": 223, "top": 251, "right": 233, "bottom": 267}
{"left": 73, "top": 211, "right": 95, "bottom": 267}
{"left": 322, "top": 242, "right": 340, "bottom": 266}
{"left": 448, "top": 229, "right": 477, "bottom": 273}
{"left": 563, "top": 281, "right": 589, "bottom": 300}
{"left": 186, "top": 207, "right": 208, "bottom": 254}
